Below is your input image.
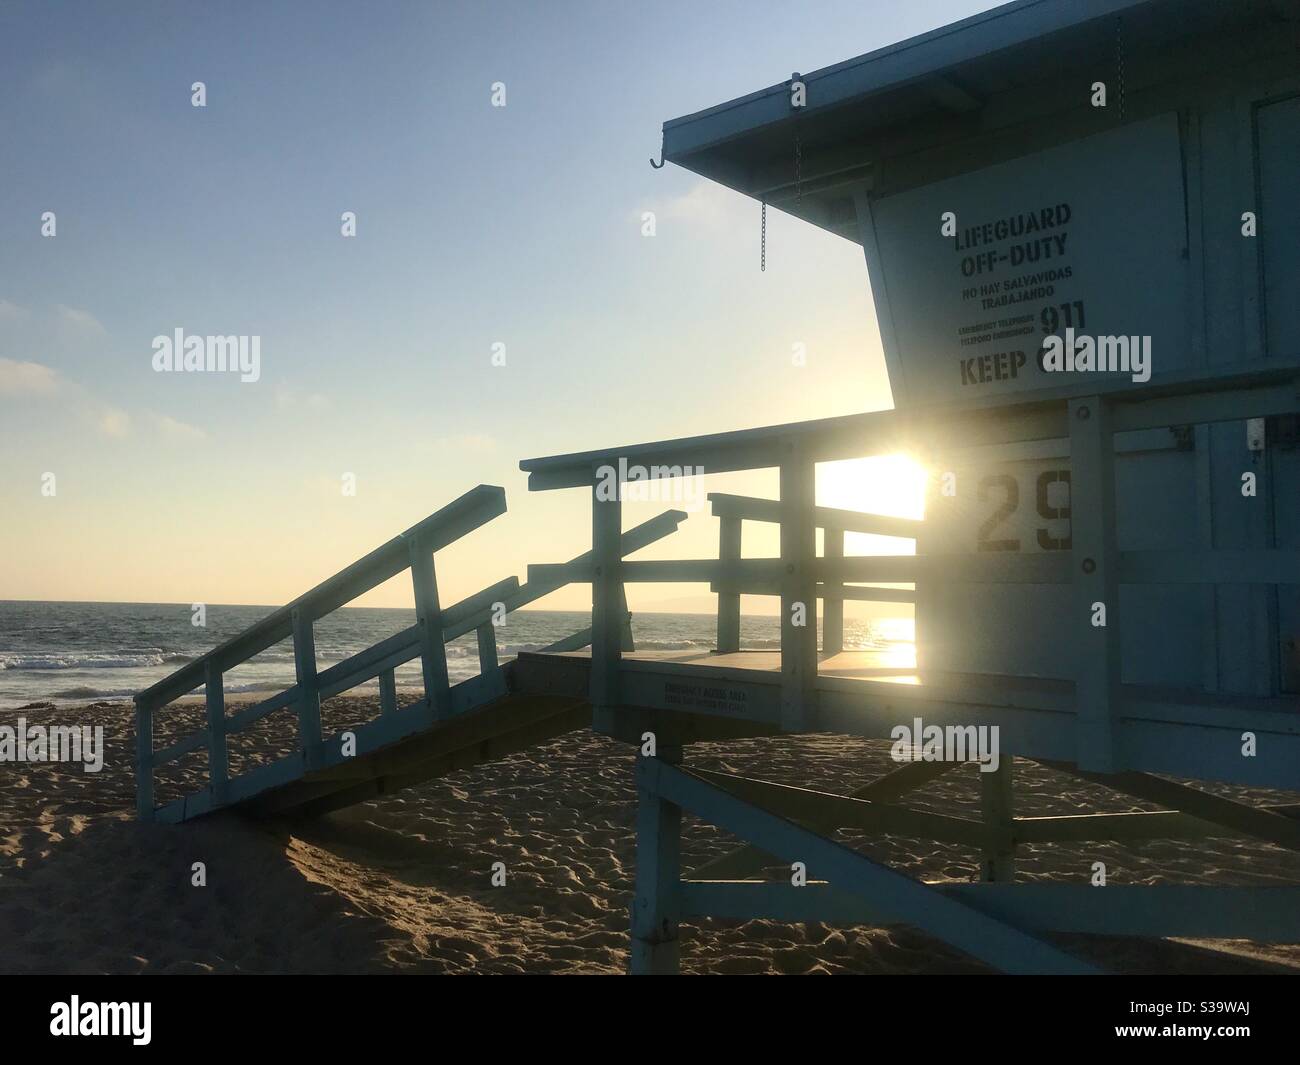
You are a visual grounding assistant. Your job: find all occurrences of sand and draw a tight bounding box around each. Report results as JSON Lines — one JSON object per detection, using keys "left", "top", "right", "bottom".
{"left": 2, "top": 695, "right": 1299, "bottom": 974}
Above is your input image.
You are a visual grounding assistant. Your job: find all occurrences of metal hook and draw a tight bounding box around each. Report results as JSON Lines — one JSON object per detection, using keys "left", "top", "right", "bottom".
{"left": 650, "top": 152, "right": 665, "bottom": 169}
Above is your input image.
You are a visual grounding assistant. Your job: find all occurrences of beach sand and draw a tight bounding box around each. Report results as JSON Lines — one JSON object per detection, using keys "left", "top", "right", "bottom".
{"left": 2, "top": 695, "right": 1299, "bottom": 974}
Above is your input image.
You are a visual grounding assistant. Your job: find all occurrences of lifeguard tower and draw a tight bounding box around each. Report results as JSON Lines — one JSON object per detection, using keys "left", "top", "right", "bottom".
{"left": 517, "top": 0, "right": 1300, "bottom": 973}
{"left": 134, "top": 0, "right": 1299, "bottom": 974}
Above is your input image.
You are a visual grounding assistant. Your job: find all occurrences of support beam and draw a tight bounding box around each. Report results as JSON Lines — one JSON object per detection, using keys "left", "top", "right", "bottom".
{"left": 292, "top": 607, "right": 323, "bottom": 767}
{"left": 691, "top": 758, "right": 959, "bottom": 879}
{"left": 618, "top": 586, "right": 636, "bottom": 652}
{"left": 691, "top": 767, "right": 991, "bottom": 847}
{"left": 1068, "top": 395, "right": 1121, "bottom": 771}
{"left": 822, "top": 526, "right": 845, "bottom": 655}
{"left": 475, "top": 621, "right": 507, "bottom": 699}
{"left": 779, "top": 440, "right": 817, "bottom": 731}
{"left": 204, "top": 661, "right": 229, "bottom": 803}
{"left": 979, "top": 758, "right": 1015, "bottom": 882}
{"left": 590, "top": 481, "right": 623, "bottom": 719}
{"left": 716, "top": 515, "right": 742, "bottom": 653}
{"left": 1012, "top": 805, "right": 1300, "bottom": 844}
{"left": 378, "top": 668, "right": 397, "bottom": 715}
{"left": 647, "top": 760, "right": 1098, "bottom": 974}
{"left": 476, "top": 621, "right": 498, "bottom": 676}
{"left": 630, "top": 750, "right": 682, "bottom": 974}
{"left": 409, "top": 537, "right": 452, "bottom": 719}
{"left": 1040, "top": 761, "right": 1300, "bottom": 852}
{"left": 540, "top": 626, "right": 594, "bottom": 653}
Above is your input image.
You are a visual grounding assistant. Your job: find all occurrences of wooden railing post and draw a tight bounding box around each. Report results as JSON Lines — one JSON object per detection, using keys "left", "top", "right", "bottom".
{"left": 716, "top": 514, "right": 741, "bottom": 653}
{"left": 823, "top": 524, "right": 845, "bottom": 655}
{"left": 591, "top": 472, "right": 623, "bottom": 719}
{"left": 476, "top": 620, "right": 508, "bottom": 698}
{"left": 618, "top": 587, "right": 636, "bottom": 652}
{"left": 780, "top": 439, "right": 817, "bottom": 731}
{"left": 1069, "top": 395, "right": 1120, "bottom": 772}
{"left": 134, "top": 696, "right": 154, "bottom": 821}
{"left": 475, "top": 621, "right": 499, "bottom": 675}
{"left": 204, "top": 661, "right": 229, "bottom": 802}
{"left": 979, "top": 757, "right": 1016, "bottom": 882}
{"left": 630, "top": 746, "right": 682, "bottom": 974}
{"left": 410, "top": 536, "right": 452, "bottom": 719}
{"left": 378, "top": 668, "right": 398, "bottom": 714}
{"left": 292, "top": 607, "right": 323, "bottom": 765}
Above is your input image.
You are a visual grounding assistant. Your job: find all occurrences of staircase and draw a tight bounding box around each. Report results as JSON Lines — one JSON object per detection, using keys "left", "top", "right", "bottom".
{"left": 133, "top": 486, "right": 685, "bottom": 823}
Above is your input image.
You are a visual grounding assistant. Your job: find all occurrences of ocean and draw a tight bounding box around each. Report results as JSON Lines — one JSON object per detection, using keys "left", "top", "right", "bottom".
{"left": 0, "top": 600, "right": 913, "bottom": 709}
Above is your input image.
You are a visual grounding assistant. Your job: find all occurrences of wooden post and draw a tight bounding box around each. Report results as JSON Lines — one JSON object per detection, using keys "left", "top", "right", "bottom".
{"left": 780, "top": 440, "right": 817, "bottom": 731}
{"left": 204, "top": 661, "right": 228, "bottom": 802}
{"left": 292, "top": 607, "right": 323, "bottom": 766}
{"left": 979, "top": 757, "right": 1016, "bottom": 882}
{"left": 630, "top": 748, "right": 682, "bottom": 974}
{"left": 823, "top": 525, "right": 845, "bottom": 655}
{"left": 591, "top": 476, "right": 623, "bottom": 722}
{"left": 476, "top": 621, "right": 499, "bottom": 676}
{"left": 410, "top": 537, "right": 453, "bottom": 719}
{"left": 134, "top": 696, "right": 154, "bottom": 821}
{"left": 618, "top": 586, "right": 636, "bottom": 652}
{"left": 378, "top": 668, "right": 398, "bottom": 714}
{"left": 475, "top": 620, "right": 508, "bottom": 699}
{"left": 717, "top": 514, "right": 742, "bottom": 653}
{"left": 1068, "top": 396, "right": 1121, "bottom": 772}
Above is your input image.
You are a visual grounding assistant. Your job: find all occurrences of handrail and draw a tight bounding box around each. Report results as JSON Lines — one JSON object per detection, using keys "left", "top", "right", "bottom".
{"left": 707, "top": 492, "right": 921, "bottom": 539}
{"left": 134, "top": 499, "right": 690, "bottom": 821}
{"left": 518, "top": 362, "right": 1300, "bottom": 489}
{"left": 523, "top": 369, "right": 1300, "bottom": 765}
{"left": 137, "top": 485, "right": 508, "bottom": 707}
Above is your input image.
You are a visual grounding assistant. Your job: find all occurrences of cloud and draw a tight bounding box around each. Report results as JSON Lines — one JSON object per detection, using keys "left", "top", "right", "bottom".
{"left": 434, "top": 432, "right": 497, "bottom": 454}
{"left": 0, "top": 357, "right": 62, "bottom": 396}
{"left": 275, "top": 383, "right": 333, "bottom": 412}
{"left": 97, "top": 408, "right": 132, "bottom": 438}
{"left": 641, "top": 180, "right": 749, "bottom": 232}
{"left": 0, "top": 300, "right": 30, "bottom": 322}
{"left": 151, "top": 413, "right": 206, "bottom": 441}
{"left": 54, "top": 304, "right": 106, "bottom": 336}
{"left": 2, "top": 358, "right": 202, "bottom": 443}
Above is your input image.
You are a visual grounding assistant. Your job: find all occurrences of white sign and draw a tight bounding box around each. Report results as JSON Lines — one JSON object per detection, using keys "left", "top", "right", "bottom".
{"left": 869, "top": 114, "right": 1190, "bottom": 405}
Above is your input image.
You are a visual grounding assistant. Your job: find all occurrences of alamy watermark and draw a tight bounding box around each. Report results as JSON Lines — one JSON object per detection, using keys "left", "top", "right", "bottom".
{"left": 890, "top": 716, "right": 1000, "bottom": 772}
{"left": 594, "top": 457, "right": 706, "bottom": 512}
{"left": 0, "top": 718, "right": 104, "bottom": 773}
{"left": 1040, "top": 326, "right": 1151, "bottom": 383}
{"left": 151, "top": 328, "right": 260, "bottom": 382}
{"left": 50, "top": 997, "right": 150, "bottom": 1045}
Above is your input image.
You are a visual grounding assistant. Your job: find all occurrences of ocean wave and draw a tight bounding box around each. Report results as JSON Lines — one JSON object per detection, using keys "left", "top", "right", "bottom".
{"left": 48, "top": 685, "right": 136, "bottom": 700}
{"left": 0, "top": 652, "right": 170, "bottom": 671}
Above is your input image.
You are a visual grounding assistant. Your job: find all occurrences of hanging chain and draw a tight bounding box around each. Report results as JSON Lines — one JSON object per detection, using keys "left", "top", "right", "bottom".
{"left": 763, "top": 94, "right": 805, "bottom": 271}
{"left": 1116, "top": 16, "right": 1125, "bottom": 121}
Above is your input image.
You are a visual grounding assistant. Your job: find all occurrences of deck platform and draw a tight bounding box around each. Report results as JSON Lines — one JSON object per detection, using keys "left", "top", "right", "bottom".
{"left": 512, "top": 649, "right": 1300, "bottom": 791}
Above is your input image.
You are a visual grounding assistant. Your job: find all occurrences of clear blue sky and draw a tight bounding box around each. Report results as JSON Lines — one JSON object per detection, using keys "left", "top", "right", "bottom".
{"left": 0, "top": 0, "right": 997, "bottom": 609}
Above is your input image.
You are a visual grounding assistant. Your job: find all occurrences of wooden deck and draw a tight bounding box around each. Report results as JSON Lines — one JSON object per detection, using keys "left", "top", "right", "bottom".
{"left": 510, "top": 648, "right": 1300, "bottom": 790}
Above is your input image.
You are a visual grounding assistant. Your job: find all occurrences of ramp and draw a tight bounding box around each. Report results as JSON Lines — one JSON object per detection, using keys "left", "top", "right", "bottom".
{"left": 133, "top": 486, "right": 685, "bottom": 824}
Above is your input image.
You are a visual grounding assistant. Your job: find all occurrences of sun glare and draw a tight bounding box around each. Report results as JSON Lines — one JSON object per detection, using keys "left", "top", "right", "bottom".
{"left": 818, "top": 453, "right": 929, "bottom": 522}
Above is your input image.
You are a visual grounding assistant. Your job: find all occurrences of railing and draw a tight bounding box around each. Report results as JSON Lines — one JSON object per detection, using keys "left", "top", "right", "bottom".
{"left": 519, "top": 362, "right": 1300, "bottom": 766}
{"left": 134, "top": 484, "right": 688, "bottom": 821}
{"left": 706, "top": 492, "right": 920, "bottom": 654}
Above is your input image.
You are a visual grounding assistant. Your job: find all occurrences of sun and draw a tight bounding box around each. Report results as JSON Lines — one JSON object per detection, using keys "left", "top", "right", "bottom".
{"left": 817, "top": 453, "right": 928, "bottom": 523}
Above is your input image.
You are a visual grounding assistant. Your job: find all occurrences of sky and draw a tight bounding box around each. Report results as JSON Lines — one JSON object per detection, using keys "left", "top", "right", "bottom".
{"left": 0, "top": 0, "right": 998, "bottom": 613}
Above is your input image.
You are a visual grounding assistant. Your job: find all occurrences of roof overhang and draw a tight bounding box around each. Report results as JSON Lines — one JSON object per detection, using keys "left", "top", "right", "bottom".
{"left": 660, "top": 0, "right": 1296, "bottom": 241}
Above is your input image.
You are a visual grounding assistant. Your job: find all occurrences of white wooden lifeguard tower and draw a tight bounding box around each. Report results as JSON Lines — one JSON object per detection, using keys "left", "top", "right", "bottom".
{"left": 136, "top": 0, "right": 1300, "bottom": 975}
{"left": 517, "top": 0, "right": 1300, "bottom": 972}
